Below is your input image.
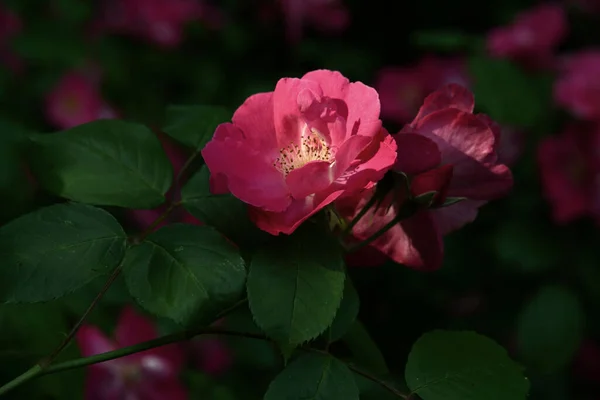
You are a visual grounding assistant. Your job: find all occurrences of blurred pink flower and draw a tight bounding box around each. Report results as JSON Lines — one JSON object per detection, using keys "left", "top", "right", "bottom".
{"left": 96, "top": 0, "right": 223, "bottom": 48}
{"left": 0, "top": 6, "right": 23, "bottom": 73}
{"left": 554, "top": 50, "right": 600, "bottom": 120}
{"left": 537, "top": 122, "right": 600, "bottom": 224}
{"left": 280, "top": 0, "right": 350, "bottom": 43}
{"left": 76, "top": 306, "right": 187, "bottom": 400}
{"left": 375, "top": 56, "right": 470, "bottom": 124}
{"left": 45, "top": 71, "right": 117, "bottom": 130}
{"left": 486, "top": 3, "right": 567, "bottom": 69}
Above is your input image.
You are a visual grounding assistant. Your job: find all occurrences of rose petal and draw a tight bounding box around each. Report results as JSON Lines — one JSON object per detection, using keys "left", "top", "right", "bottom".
{"left": 393, "top": 132, "right": 441, "bottom": 175}
{"left": 202, "top": 123, "right": 291, "bottom": 211}
{"left": 411, "top": 83, "right": 474, "bottom": 123}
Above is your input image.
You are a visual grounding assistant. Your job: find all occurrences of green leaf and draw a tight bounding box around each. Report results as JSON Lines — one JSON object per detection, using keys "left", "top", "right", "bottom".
{"left": 0, "top": 119, "right": 34, "bottom": 222}
{"left": 28, "top": 120, "right": 173, "bottom": 208}
{"left": 247, "top": 224, "right": 345, "bottom": 346}
{"left": 411, "top": 30, "right": 479, "bottom": 52}
{"left": 0, "top": 202, "right": 127, "bottom": 303}
{"left": 181, "top": 165, "right": 269, "bottom": 248}
{"left": 516, "top": 285, "right": 584, "bottom": 374}
{"left": 264, "top": 353, "right": 359, "bottom": 400}
{"left": 405, "top": 330, "right": 529, "bottom": 400}
{"left": 468, "top": 55, "right": 552, "bottom": 127}
{"left": 432, "top": 196, "right": 466, "bottom": 209}
{"left": 123, "top": 224, "right": 247, "bottom": 324}
{"left": 342, "top": 321, "right": 389, "bottom": 376}
{"left": 163, "top": 105, "right": 231, "bottom": 151}
{"left": 413, "top": 191, "right": 437, "bottom": 207}
{"left": 327, "top": 278, "right": 359, "bottom": 343}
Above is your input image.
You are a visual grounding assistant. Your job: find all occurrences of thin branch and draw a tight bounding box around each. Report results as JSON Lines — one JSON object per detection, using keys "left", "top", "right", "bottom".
{"left": 131, "top": 201, "right": 182, "bottom": 244}
{"left": 346, "top": 363, "right": 409, "bottom": 399}
{"left": 40, "top": 265, "right": 123, "bottom": 368}
{"left": 0, "top": 149, "right": 202, "bottom": 396}
{"left": 1, "top": 324, "right": 409, "bottom": 399}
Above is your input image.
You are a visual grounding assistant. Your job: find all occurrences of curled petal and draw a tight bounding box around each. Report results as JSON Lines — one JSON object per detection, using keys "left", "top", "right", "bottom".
{"left": 411, "top": 83, "right": 474, "bottom": 123}
{"left": 430, "top": 199, "right": 486, "bottom": 235}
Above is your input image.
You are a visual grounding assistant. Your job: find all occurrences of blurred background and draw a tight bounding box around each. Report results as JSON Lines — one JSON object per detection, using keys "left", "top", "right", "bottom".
{"left": 1, "top": 0, "right": 599, "bottom": 398}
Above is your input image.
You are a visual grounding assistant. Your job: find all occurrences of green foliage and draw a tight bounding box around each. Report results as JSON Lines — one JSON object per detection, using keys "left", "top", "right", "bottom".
{"left": 28, "top": 120, "right": 173, "bottom": 208}
{"left": 405, "top": 330, "right": 530, "bottom": 400}
{"left": 326, "top": 278, "right": 360, "bottom": 343}
{"left": 0, "top": 202, "right": 127, "bottom": 303}
{"left": 123, "top": 224, "right": 247, "bottom": 324}
{"left": 516, "top": 285, "right": 585, "bottom": 375}
{"left": 264, "top": 353, "right": 359, "bottom": 400}
{"left": 468, "top": 55, "right": 553, "bottom": 127}
{"left": 411, "top": 30, "right": 481, "bottom": 52}
{"left": 163, "top": 105, "right": 232, "bottom": 151}
{"left": 0, "top": 118, "right": 34, "bottom": 222}
{"left": 247, "top": 223, "right": 345, "bottom": 347}
{"left": 181, "top": 165, "right": 270, "bottom": 248}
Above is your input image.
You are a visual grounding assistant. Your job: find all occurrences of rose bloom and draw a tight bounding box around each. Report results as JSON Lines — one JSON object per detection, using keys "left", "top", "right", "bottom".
{"left": 337, "top": 84, "right": 513, "bottom": 270}
{"left": 45, "top": 71, "right": 117, "bottom": 130}
{"left": 76, "top": 306, "right": 187, "bottom": 400}
{"left": 486, "top": 3, "right": 567, "bottom": 69}
{"left": 375, "top": 56, "right": 470, "bottom": 124}
{"left": 201, "top": 69, "right": 397, "bottom": 235}
{"left": 554, "top": 50, "right": 600, "bottom": 120}
{"left": 537, "top": 122, "right": 600, "bottom": 224}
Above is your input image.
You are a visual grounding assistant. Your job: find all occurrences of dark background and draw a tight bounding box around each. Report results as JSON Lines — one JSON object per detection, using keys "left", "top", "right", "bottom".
{"left": 0, "top": 0, "right": 598, "bottom": 399}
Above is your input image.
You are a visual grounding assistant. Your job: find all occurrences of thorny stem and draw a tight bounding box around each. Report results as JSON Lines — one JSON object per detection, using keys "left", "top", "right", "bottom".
{"left": 0, "top": 325, "right": 409, "bottom": 399}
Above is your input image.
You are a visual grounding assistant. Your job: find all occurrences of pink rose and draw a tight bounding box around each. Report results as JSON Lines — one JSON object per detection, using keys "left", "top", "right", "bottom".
{"left": 337, "top": 84, "right": 513, "bottom": 270}
{"left": 201, "top": 69, "right": 397, "bottom": 235}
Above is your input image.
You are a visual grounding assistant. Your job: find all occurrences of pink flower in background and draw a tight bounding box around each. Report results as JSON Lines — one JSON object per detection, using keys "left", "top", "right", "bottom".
{"left": 202, "top": 69, "right": 397, "bottom": 235}
{"left": 554, "top": 50, "right": 600, "bottom": 120}
{"left": 280, "top": 0, "right": 349, "bottom": 43}
{"left": 486, "top": 3, "right": 567, "bottom": 69}
{"left": 338, "top": 84, "right": 513, "bottom": 270}
{"left": 375, "top": 56, "right": 469, "bottom": 124}
{"left": 45, "top": 71, "right": 117, "bottom": 130}
{"left": 537, "top": 122, "right": 600, "bottom": 224}
{"left": 96, "top": 0, "right": 222, "bottom": 48}
{"left": 0, "top": 6, "right": 23, "bottom": 73}
{"left": 76, "top": 306, "right": 187, "bottom": 400}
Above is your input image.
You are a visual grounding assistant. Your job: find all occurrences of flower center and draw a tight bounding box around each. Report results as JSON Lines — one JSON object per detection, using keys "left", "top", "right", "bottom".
{"left": 273, "top": 127, "right": 333, "bottom": 176}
